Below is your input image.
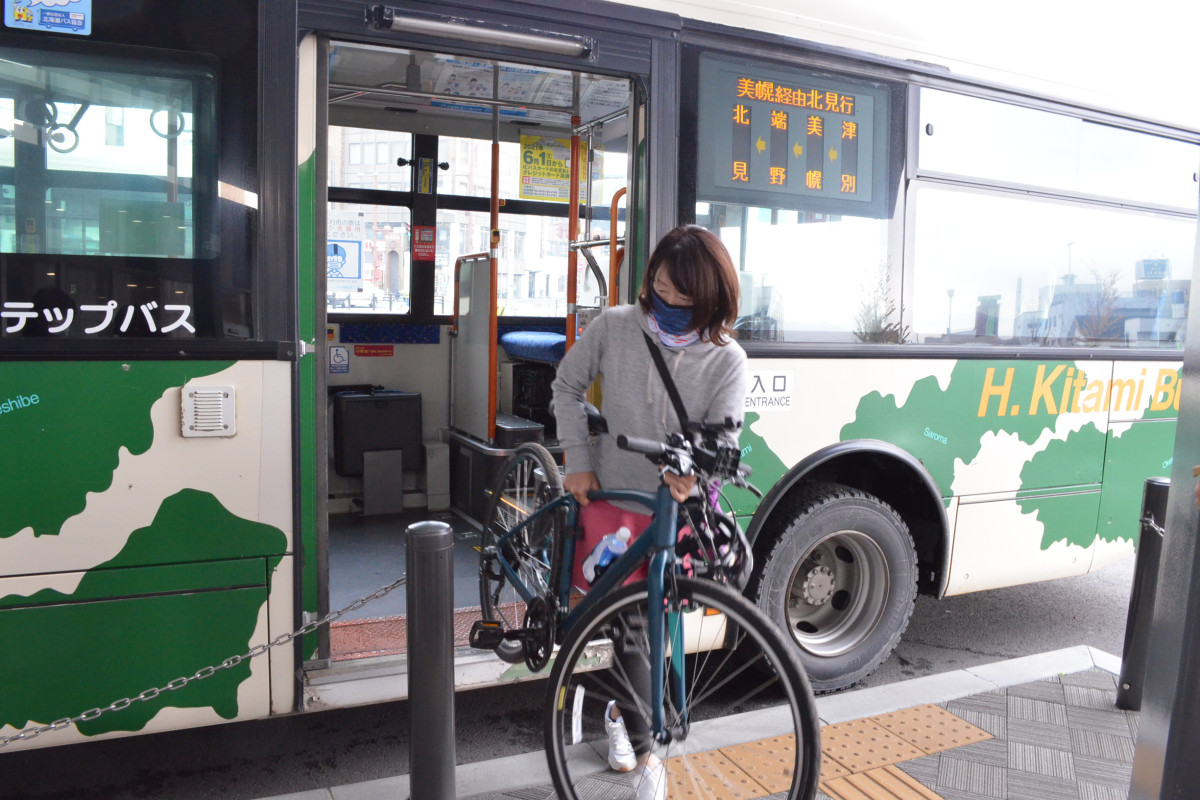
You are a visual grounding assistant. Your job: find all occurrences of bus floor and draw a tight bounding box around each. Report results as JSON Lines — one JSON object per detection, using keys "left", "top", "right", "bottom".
{"left": 327, "top": 508, "right": 484, "bottom": 661}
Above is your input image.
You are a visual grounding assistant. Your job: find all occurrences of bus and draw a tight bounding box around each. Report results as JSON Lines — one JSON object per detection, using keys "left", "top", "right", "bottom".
{"left": 1, "top": 0, "right": 1196, "bottom": 749}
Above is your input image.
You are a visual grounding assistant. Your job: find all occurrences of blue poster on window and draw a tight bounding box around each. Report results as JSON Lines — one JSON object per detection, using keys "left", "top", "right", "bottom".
{"left": 5, "top": 0, "right": 92, "bottom": 35}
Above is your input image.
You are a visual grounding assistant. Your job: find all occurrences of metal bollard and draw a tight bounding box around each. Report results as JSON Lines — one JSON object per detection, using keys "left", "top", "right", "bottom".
{"left": 1116, "top": 477, "right": 1169, "bottom": 711}
{"left": 406, "top": 520, "right": 456, "bottom": 799}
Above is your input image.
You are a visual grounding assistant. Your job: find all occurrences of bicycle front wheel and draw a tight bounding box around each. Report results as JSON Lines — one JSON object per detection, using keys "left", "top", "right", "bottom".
{"left": 544, "top": 577, "right": 821, "bottom": 800}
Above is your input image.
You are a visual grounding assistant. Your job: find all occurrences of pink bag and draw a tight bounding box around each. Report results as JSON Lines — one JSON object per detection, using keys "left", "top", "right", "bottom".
{"left": 571, "top": 500, "right": 652, "bottom": 590}
{"left": 571, "top": 499, "right": 695, "bottom": 591}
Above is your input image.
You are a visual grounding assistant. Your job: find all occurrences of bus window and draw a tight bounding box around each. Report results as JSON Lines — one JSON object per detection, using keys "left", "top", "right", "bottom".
{"left": 331, "top": 127, "right": 411, "bottom": 193}
{"left": 697, "top": 202, "right": 894, "bottom": 343}
{"left": 325, "top": 54, "right": 631, "bottom": 321}
{"left": 911, "top": 86, "right": 1197, "bottom": 347}
{"left": 436, "top": 208, "right": 590, "bottom": 316}
{"left": 910, "top": 185, "right": 1195, "bottom": 347}
{"left": 436, "top": 136, "right": 521, "bottom": 200}
{"left": 326, "top": 202, "right": 411, "bottom": 314}
{"left": 0, "top": 43, "right": 226, "bottom": 341}
{"left": 327, "top": 127, "right": 412, "bottom": 315}
{"left": 686, "top": 51, "right": 903, "bottom": 344}
{"left": 434, "top": 131, "right": 628, "bottom": 318}
{"left": 919, "top": 88, "right": 1200, "bottom": 211}
{"left": 692, "top": 74, "right": 1197, "bottom": 349}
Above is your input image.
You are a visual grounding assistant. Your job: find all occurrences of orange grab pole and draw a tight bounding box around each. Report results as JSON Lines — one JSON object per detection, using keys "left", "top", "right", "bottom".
{"left": 609, "top": 187, "right": 626, "bottom": 307}
{"left": 565, "top": 116, "right": 582, "bottom": 351}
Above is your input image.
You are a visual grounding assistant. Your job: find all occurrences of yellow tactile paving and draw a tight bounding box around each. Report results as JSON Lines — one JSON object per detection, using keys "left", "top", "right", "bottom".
{"left": 664, "top": 749, "right": 769, "bottom": 799}
{"left": 820, "top": 717, "right": 925, "bottom": 773}
{"left": 820, "top": 747, "right": 853, "bottom": 782}
{"left": 654, "top": 706, "right": 980, "bottom": 800}
{"left": 719, "top": 734, "right": 799, "bottom": 794}
{"left": 870, "top": 704, "right": 992, "bottom": 755}
{"left": 821, "top": 764, "right": 945, "bottom": 800}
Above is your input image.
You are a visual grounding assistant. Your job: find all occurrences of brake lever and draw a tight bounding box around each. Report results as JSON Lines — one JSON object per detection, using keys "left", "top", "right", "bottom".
{"left": 730, "top": 472, "right": 763, "bottom": 499}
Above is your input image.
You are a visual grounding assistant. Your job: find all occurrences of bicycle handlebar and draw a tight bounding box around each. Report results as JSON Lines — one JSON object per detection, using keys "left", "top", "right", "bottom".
{"left": 616, "top": 430, "right": 751, "bottom": 487}
{"left": 615, "top": 434, "right": 666, "bottom": 457}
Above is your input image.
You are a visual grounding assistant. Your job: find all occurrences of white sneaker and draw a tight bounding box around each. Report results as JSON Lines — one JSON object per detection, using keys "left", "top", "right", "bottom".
{"left": 604, "top": 700, "right": 637, "bottom": 772}
{"left": 634, "top": 760, "right": 667, "bottom": 800}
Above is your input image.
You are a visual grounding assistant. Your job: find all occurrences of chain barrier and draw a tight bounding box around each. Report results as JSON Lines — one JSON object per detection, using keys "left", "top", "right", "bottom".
{"left": 1142, "top": 512, "right": 1166, "bottom": 537}
{"left": 0, "top": 575, "right": 407, "bottom": 748}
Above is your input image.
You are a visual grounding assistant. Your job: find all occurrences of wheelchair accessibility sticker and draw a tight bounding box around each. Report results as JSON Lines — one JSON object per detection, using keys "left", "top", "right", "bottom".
{"left": 330, "top": 346, "right": 350, "bottom": 374}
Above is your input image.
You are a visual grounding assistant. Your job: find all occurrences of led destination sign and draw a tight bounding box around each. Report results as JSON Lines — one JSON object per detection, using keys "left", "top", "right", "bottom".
{"left": 696, "top": 54, "right": 892, "bottom": 217}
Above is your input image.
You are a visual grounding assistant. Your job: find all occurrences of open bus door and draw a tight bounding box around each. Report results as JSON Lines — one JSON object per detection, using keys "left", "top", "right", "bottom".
{"left": 300, "top": 36, "right": 643, "bottom": 708}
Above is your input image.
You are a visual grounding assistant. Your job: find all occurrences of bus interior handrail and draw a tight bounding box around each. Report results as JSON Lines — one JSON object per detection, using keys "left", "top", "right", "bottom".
{"left": 449, "top": 252, "right": 488, "bottom": 338}
{"left": 610, "top": 187, "right": 626, "bottom": 307}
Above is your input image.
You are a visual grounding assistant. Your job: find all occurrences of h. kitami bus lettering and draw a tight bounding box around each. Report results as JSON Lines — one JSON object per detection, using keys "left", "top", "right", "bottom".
{"left": 978, "top": 366, "right": 1181, "bottom": 417}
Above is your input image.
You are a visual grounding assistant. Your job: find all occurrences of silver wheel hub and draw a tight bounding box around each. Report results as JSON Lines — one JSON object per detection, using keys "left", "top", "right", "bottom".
{"left": 784, "top": 530, "right": 891, "bottom": 658}
{"left": 801, "top": 565, "right": 835, "bottom": 605}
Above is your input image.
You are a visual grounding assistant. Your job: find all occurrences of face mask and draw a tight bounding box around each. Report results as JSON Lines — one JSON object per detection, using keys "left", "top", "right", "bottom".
{"left": 647, "top": 313, "right": 700, "bottom": 347}
{"left": 650, "top": 289, "right": 694, "bottom": 335}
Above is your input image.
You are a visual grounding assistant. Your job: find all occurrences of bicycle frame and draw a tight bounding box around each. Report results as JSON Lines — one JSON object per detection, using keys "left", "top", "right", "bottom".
{"left": 491, "top": 481, "right": 688, "bottom": 737}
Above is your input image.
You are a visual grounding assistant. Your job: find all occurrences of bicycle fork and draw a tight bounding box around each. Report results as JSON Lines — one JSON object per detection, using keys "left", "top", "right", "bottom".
{"left": 647, "top": 490, "right": 688, "bottom": 743}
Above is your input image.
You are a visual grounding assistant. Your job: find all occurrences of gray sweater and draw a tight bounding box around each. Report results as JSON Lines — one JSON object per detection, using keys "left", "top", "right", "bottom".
{"left": 551, "top": 304, "right": 748, "bottom": 493}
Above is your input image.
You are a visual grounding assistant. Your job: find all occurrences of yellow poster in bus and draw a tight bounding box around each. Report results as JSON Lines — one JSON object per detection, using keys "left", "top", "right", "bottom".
{"left": 519, "top": 133, "right": 586, "bottom": 202}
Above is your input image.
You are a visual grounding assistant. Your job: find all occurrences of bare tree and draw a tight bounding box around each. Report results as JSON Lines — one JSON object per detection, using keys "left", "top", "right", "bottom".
{"left": 853, "top": 262, "right": 909, "bottom": 343}
{"left": 1075, "top": 267, "right": 1122, "bottom": 345}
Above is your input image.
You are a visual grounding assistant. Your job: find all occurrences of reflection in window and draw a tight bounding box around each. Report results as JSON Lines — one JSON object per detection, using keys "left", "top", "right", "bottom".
{"left": 436, "top": 209, "right": 604, "bottom": 316}
{"left": 919, "top": 88, "right": 1200, "bottom": 209}
{"left": 437, "top": 137, "right": 521, "bottom": 199}
{"left": 326, "top": 203, "right": 411, "bottom": 315}
{"left": 330, "top": 127, "right": 411, "bottom": 192}
{"left": 698, "top": 203, "right": 892, "bottom": 343}
{"left": 4, "top": 95, "right": 203, "bottom": 258}
{"left": 911, "top": 185, "right": 1193, "bottom": 347}
{"left": 0, "top": 43, "right": 223, "bottom": 341}
{"left": 432, "top": 133, "right": 629, "bottom": 210}
{"left": 105, "top": 107, "right": 124, "bottom": 147}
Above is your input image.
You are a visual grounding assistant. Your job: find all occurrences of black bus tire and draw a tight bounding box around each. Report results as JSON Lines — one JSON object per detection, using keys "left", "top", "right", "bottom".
{"left": 752, "top": 482, "right": 917, "bottom": 694}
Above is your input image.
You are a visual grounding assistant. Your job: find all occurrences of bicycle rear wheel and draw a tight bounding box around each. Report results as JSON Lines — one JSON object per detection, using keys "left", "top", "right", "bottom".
{"left": 478, "top": 443, "right": 565, "bottom": 662}
{"left": 545, "top": 577, "right": 821, "bottom": 800}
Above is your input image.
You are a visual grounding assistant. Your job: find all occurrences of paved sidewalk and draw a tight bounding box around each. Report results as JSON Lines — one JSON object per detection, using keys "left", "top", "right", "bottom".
{"left": 261, "top": 645, "right": 1133, "bottom": 800}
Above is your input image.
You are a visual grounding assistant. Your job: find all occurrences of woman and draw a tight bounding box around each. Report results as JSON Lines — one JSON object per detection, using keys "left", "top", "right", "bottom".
{"left": 551, "top": 224, "right": 747, "bottom": 800}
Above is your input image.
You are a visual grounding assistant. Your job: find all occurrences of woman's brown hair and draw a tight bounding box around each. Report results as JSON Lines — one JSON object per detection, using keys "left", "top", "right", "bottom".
{"left": 637, "top": 225, "right": 740, "bottom": 345}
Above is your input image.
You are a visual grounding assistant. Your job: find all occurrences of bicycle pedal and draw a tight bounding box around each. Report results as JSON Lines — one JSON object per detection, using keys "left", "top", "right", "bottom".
{"left": 469, "top": 619, "right": 506, "bottom": 650}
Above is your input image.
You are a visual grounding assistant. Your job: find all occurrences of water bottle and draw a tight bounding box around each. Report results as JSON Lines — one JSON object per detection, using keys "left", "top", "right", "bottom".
{"left": 582, "top": 526, "right": 632, "bottom": 584}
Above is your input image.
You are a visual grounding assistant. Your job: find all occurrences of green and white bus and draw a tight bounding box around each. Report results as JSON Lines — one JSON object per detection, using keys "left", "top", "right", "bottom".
{"left": 1, "top": 0, "right": 1195, "bottom": 749}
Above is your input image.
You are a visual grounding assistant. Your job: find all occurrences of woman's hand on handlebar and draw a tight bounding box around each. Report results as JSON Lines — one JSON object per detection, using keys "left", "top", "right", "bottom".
{"left": 663, "top": 472, "right": 697, "bottom": 503}
{"left": 564, "top": 471, "right": 600, "bottom": 506}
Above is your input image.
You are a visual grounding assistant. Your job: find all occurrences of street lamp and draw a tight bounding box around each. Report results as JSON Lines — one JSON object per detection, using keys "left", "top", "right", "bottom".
{"left": 946, "top": 289, "right": 955, "bottom": 335}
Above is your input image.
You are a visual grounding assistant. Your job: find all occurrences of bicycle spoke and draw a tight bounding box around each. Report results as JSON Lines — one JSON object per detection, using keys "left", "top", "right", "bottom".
{"left": 479, "top": 444, "right": 564, "bottom": 654}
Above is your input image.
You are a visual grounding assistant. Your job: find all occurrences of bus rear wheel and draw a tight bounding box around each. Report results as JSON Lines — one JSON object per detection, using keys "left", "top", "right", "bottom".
{"left": 752, "top": 482, "right": 917, "bottom": 694}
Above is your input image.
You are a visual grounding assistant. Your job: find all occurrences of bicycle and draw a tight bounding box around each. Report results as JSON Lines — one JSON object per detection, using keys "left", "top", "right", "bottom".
{"left": 470, "top": 418, "right": 822, "bottom": 800}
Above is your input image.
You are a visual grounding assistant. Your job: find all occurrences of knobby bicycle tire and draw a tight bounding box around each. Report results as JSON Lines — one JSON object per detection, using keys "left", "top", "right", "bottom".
{"left": 478, "top": 443, "right": 565, "bottom": 662}
{"left": 544, "top": 576, "right": 821, "bottom": 800}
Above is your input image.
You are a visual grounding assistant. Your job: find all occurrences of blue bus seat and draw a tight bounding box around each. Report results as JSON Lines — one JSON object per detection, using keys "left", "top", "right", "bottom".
{"left": 499, "top": 330, "right": 566, "bottom": 364}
